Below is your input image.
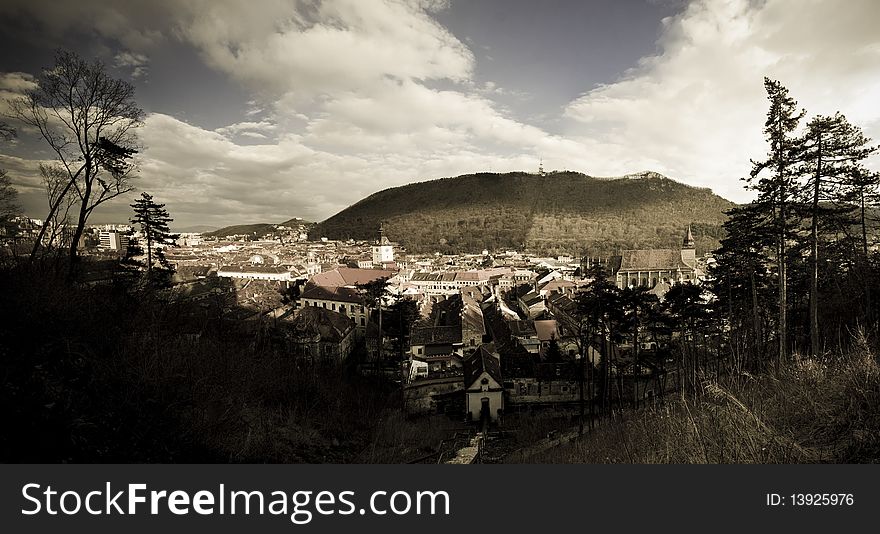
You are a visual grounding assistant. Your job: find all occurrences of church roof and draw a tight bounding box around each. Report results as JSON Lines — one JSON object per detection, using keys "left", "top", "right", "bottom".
{"left": 617, "top": 249, "right": 692, "bottom": 272}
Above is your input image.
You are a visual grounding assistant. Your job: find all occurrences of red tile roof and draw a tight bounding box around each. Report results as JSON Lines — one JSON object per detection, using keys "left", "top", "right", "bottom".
{"left": 310, "top": 267, "right": 396, "bottom": 287}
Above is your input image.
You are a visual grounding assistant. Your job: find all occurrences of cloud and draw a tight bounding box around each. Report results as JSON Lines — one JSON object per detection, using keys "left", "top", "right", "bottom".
{"left": 564, "top": 0, "right": 880, "bottom": 202}
{"left": 113, "top": 51, "right": 149, "bottom": 79}
{"left": 2, "top": 0, "right": 880, "bottom": 227}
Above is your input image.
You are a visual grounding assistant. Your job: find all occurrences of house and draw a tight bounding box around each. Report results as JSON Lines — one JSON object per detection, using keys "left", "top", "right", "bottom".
{"left": 517, "top": 289, "right": 545, "bottom": 318}
{"left": 278, "top": 306, "right": 356, "bottom": 364}
{"left": 509, "top": 320, "right": 540, "bottom": 353}
{"left": 498, "top": 269, "right": 537, "bottom": 291}
{"left": 297, "top": 267, "right": 397, "bottom": 334}
{"left": 218, "top": 264, "right": 293, "bottom": 282}
{"left": 408, "top": 268, "right": 508, "bottom": 295}
{"left": 464, "top": 345, "right": 504, "bottom": 423}
{"left": 612, "top": 226, "right": 697, "bottom": 290}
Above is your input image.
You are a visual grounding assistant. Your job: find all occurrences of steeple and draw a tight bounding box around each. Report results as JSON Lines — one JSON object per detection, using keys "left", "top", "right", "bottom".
{"left": 683, "top": 225, "right": 695, "bottom": 249}
{"left": 680, "top": 224, "right": 696, "bottom": 268}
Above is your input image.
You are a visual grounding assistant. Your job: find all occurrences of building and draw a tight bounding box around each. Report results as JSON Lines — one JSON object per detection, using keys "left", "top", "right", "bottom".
{"left": 612, "top": 226, "right": 697, "bottom": 290}
{"left": 217, "top": 265, "right": 292, "bottom": 282}
{"left": 371, "top": 227, "right": 394, "bottom": 266}
{"left": 464, "top": 345, "right": 504, "bottom": 423}
{"left": 278, "top": 306, "right": 356, "bottom": 364}
{"left": 297, "top": 267, "right": 396, "bottom": 334}
{"left": 408, "top": 268, "right": 507, "bottom": 295}
{"left": 98, "top": 230, "right": 129, "bottom": 252}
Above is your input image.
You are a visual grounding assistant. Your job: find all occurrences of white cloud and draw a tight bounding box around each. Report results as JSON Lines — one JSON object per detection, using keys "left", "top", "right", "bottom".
{"left": 564, "top": 0, "right": 880, "bottom": 202}
{"left": 113, "top": 51, "right": 149, "bottom": 79}
{"left": 3, "top": 0, "right": 880, "bottom": 226}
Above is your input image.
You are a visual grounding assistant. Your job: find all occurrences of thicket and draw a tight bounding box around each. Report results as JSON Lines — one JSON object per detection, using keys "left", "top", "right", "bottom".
{"left": 0, "top": 262, "right": 444, "bottom": 462}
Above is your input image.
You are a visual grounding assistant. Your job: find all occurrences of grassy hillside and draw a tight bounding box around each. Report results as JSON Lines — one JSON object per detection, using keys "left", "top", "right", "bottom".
{"left": 310, "top": 171, "right": 735, "bottom": 255}
{"left": 205, "top": 217, "right": 312, "bottom": 238}
{"left": 514, "top": 344, "right": 880, "bottom": 464}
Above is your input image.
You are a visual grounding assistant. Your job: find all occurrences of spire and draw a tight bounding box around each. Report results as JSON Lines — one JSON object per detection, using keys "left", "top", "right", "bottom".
{"left": 683, "top": 225, "right": 695, "bottom": 249}
{"left": 377, "top": 223, "right": 389, "bottom": 245}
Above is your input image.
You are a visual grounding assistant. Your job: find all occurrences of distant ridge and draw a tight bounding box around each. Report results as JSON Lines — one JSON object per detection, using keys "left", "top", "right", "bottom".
{"left": 174, "top": 225, "right": 218, "bottom": 234}
{"left": 310, "top": 170, "right": 734, "bottom": 255}
{"left": 205, "top": 217, "right": 312, "bottom": 238}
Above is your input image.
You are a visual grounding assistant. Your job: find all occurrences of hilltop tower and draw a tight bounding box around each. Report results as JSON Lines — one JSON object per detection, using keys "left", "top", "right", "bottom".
{"left": 538, "top": 157, "right": 545, "bottom": 176}
{"left": 681, "top": 225, "right": 696, "bottom": 267}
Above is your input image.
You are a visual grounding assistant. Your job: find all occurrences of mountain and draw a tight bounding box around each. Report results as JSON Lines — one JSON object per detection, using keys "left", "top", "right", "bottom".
{"left": 309, "top": 171, "right": 735, "bottom": 255}
{"left": 174, "top": 225, "right": 218, "bottom": 233}
{"left": 205, "top": 217, "right": 312, "bottom": 238}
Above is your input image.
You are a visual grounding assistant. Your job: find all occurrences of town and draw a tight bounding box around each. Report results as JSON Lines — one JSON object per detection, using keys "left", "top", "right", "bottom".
{"left": 2, "top": 0, "right": 879, "bottom": 467}
{"left": 3, "top": 209, "right": 715, "bottom": 461}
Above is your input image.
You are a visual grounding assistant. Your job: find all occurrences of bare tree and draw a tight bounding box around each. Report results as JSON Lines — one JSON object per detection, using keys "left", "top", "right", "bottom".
{"left": 8, "top": 49, "right": 144, "bottom": 275}
{"left": 0, "top": 122, "right": 20, "bottom": 224}
{"left": 39, "top": 163, "right": 78, "bottom": 250}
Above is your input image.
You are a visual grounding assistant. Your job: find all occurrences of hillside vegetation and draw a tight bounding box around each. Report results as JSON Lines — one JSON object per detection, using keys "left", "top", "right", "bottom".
{"left": 205, "top": 217, "right": 312, "bottom": 238}
{"left": 517, "top": 340, "right": 880, "bottom": 464}
{"left": 310, "top": 171, "right": 734, "bottom": 255}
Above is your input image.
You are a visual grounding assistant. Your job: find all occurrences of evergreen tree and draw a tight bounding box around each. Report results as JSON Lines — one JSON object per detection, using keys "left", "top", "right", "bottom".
{"left": 709, "top": 204, "right": 776, "bottom": 369}
{"left": 619, "top": 286, "right": 659, "bottom": 407}
{"left": 747, "top": 78, "right": 806, "bottom": 368}
{"left": 575, "top": 265, "right": 622, "bottom": 417}
{"left": 798, "top": 113, "right": 876, "bottom": 357}
{"left": 356, "top": 277, "right": 391, "bottom": 369}
{"left": 130, "top": 192, "right": 179, "bottom": 275}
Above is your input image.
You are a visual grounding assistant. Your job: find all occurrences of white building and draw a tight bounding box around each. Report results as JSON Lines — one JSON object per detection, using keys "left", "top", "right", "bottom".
{"left": 371, "top": 233, "right": 394, "bottom": 265}
{"left": 98, "top": 230, "right": 129, "bottom": 252}
{"left": 217, "top": 265, "right": 292, "bottom": 282}
{"left": 464, "top": 345, "right": 504, "bottom": 423}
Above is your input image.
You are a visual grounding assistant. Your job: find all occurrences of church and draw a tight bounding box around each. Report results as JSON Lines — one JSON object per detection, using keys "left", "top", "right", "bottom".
{"left": 611, "top": 226, "right": 698, "bottom": 290}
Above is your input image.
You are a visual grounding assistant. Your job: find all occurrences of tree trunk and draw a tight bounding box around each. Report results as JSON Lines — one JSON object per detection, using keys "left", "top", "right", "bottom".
{"left": 750, "top": 270, "right": 761, "bottom": 368}
{"left": 578, "top": 329, "right": 585, "bottom": 435}
{"left": 810, "top": 137, "right": 822, "bottom": 359}
{"left": 146, "top": 227, "right": 153, "bottom": 275}
{"left": 776, "top": 115, "right": 788, "bottom": 371}
{"left": 67, "top": 174, "right": 92, "bottom": 281}
{"left": 29, "top": 177, "right": 77, "bottom": 261}
{"left": 860, "top": 190, "right": 873, "bottom": 330}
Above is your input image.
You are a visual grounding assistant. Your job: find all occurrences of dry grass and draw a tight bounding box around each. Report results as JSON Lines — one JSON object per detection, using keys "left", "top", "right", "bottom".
{"left": 523, "top": 339, "right": 880, "bottom": 464}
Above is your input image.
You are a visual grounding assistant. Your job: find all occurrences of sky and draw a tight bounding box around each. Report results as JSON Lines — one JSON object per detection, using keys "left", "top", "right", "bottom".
{"left": 1, "top": 0, "right": 879, "bottom": 229}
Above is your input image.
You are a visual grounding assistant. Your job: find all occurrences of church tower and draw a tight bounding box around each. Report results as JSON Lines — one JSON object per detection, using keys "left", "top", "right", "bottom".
{"left": 681, "top": 225, "right": 696, "bottom": 267}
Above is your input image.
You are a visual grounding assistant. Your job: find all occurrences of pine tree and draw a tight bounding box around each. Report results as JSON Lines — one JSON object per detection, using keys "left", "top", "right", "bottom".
{"left": 798, "top": 113, "right": 876, "bottom": 357}
{"left": 708, "top": 204, "right": 775, "bottom": 369}
{"left": 747, "top": 78, "right": 806, "bottom": 369}
{"left": 130, "top": 192, "right": 179, "bottom": 275}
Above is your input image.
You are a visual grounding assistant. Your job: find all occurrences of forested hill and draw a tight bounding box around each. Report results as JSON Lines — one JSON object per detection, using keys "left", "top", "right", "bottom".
{"left": 205, "top": 217, "right": 312, "bottom": 238}
{"left": 309, "top": 171, "right": 735, "bottom": 255}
